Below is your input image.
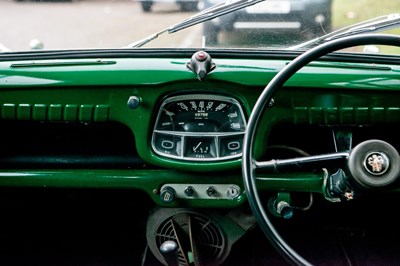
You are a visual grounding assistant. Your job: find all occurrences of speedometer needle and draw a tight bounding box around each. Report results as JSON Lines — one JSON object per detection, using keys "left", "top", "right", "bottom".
{"left": 164, "top": 109, "right": 175, "bottom": 116}
{"left": 193, "top": 142, "right": 202, "bottom": 152}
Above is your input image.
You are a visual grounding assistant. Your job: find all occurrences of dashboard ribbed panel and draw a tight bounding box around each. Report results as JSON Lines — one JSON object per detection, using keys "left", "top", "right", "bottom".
{"left": 0, "top": 103, "right": 110, "bottom": 122}
{"left": 293, "top": 106, "right": 400, "bottom": 125}
{"left": 0, "top": 121, "right": 142, "bottom": 169}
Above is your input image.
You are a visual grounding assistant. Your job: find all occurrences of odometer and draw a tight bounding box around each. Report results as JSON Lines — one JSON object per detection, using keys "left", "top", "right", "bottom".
{"left": 152, "top": 94, "right": 246, "bottom": 161}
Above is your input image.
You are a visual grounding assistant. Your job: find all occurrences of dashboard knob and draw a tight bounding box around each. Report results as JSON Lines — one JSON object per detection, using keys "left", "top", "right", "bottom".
{"left": 160, "top": 186, "right": 175, "bottom": 204}
{"left": 127, "top": 95, "right": 141, "bottom": 109}
{"left": 206, "top": 186, "right": 217, "bottom": 197}
{"left": 276, "top": 201, "right": 294, "bottom": 219}
{"left": 184, "top": 186, "right": 195, "bottom": 197}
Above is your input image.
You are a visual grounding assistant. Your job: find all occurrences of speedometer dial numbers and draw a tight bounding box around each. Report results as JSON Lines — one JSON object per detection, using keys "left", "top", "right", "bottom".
{"left": 152, "top": 94, "right": 247, "bottom": 161}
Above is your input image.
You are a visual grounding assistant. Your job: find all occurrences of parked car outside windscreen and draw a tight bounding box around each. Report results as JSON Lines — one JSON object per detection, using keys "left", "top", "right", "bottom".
{"left": 137, "top": 0, "right": 198, "bottom": 12}
{"left": 201, "top": 0, "right": 332, "bottom": 46}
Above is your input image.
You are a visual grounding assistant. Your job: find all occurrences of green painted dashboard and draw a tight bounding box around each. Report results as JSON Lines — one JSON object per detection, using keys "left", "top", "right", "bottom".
{"left": 0, "top": 49, "right": 399, "bottom": 208}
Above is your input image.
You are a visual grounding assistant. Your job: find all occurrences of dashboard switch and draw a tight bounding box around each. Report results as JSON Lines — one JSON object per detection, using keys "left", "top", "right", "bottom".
{"left": 127, "top": 95, "right": 141, "bottom": 109}
{"left": 276, "top": 201, "right": 294, "bottom": 219}
{"left": 206, "top": 186, "right": 217, "bottom": 197}
{"left": 184, "top": 186, "right": 195, "bottom": 197}
{"left": 160, "top": 186, "right": 175, "bottom": 204}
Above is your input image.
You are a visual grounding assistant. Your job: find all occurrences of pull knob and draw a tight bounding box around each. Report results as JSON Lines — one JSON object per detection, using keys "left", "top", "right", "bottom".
{"left": 276, "top": 201, "right": 294, "bottom": 219}
{"left": 160, "top": 186, "right": 175, "bottom": 204}
{"left": 184, "top": 186, "right": 195, "bottom": 197}
{"left": 159, "top": 240, "right": 179, "bottom": 266}
{"left": 206, "top": 186, "right": 217, "bottom": 197}
{"left": 127, "top": 95, "right": 141, "bottom": 109}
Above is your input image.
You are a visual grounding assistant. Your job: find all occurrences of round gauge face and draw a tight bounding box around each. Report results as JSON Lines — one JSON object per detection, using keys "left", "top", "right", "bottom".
{"left": 152, "top": 94, "right": 246, "bottom": 161}
{"left": 155, "top": 97, "right": 245, "bottom": 133}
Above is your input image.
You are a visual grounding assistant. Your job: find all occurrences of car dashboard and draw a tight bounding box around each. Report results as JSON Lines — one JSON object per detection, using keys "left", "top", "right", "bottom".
{"left": 0, "top": 48, "right": 400, "bottom": 265}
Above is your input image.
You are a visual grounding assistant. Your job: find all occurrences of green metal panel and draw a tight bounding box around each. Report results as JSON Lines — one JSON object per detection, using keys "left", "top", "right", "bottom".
{"left": 0, "top": 56, "right": 399, "bottom": 208}
{"left": 0, "top": 169, "right": 324, "bottom": 207}
{"left": 0, "top": 59, "right": 399, "bottom": 89}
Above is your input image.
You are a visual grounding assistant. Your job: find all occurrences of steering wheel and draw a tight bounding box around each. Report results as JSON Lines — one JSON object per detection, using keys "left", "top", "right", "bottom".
{"left": 242, "top": 34, "right": 400, "bottom": 265}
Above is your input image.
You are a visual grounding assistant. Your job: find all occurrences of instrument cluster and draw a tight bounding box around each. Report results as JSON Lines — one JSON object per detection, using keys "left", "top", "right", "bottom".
{"left": 152, "top": 94, "right": 247, "bottom": 161}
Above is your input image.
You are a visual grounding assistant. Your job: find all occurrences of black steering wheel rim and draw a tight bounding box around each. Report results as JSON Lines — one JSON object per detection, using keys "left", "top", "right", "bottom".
{"left": 242, "top": 34, "right": 400, "bottom": 266}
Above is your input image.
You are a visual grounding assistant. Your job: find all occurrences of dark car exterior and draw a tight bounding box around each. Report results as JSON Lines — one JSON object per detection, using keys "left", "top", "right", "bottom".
{"left": 202, "top": 0, "right": 332, "bottom": 45}
{"left": 138, "top": 0, "right": 198, "bottom": 12}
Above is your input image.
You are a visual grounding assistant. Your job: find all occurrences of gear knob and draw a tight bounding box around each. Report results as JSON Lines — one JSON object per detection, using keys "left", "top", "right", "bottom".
{"left": 159, "top": 240, "right": 179, "bottom": 266}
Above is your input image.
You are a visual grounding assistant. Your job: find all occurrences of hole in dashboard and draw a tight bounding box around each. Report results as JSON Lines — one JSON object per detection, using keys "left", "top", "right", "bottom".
{"left": 265, "top": 124, "right": 400, "bottom": 159}
{"left": 0, "top": 121, "right": 145, "bottom": 169}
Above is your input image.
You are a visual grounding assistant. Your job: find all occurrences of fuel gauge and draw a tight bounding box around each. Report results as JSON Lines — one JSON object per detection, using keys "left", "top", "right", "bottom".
{"left": 185, "top": 137, "right": 216, "bottom": 159}
{"left": 192, "top": 141, "right": 209, "bottom": 154}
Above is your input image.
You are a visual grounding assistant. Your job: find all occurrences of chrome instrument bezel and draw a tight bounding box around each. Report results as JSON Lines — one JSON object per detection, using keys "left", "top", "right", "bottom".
{"left": 151, "top": 94, "right": 247, "bottom": 161}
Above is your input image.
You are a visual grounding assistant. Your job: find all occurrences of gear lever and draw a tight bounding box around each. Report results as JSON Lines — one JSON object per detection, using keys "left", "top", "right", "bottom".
{"left": 159, "top": 240, "right": 179, "bottom": 266}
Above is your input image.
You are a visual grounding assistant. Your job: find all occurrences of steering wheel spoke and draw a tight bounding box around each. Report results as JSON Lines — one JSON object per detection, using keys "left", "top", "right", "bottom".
{"left": 254, "top": 152, "right": 349, "bottom": 172}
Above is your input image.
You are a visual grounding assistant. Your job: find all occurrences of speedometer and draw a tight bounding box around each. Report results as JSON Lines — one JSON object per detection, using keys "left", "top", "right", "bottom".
{"left": 152, "top": 94, "right": 246, "bottom": 161}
